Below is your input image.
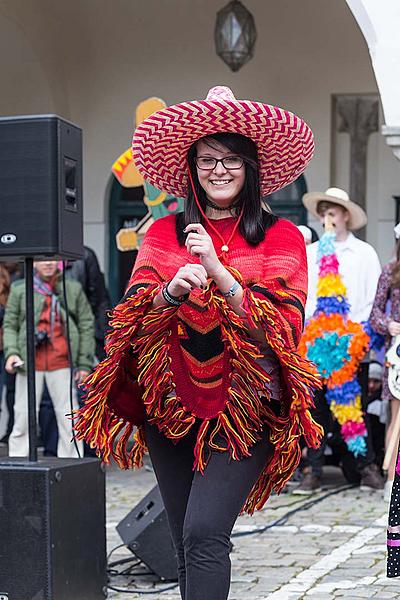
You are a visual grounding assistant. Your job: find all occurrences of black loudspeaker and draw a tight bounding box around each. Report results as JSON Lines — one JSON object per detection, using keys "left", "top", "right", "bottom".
{"left": 0, "top": 114, "right": 83, "bottom": 260}
{"left": 117, "top": 485, "right": 178, "bottom": 581}
{"left": 0, "top": 457, "right": 107, "bottom": 600}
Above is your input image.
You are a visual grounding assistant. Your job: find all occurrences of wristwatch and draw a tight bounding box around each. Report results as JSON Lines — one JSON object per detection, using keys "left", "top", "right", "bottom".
{"left": 221, "top": 281, "right": 240, "bottom": 298}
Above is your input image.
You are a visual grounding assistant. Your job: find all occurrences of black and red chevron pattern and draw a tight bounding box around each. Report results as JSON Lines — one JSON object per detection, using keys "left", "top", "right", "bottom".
{"left": 127, "top": 213, "right": 309, "bottom": 419}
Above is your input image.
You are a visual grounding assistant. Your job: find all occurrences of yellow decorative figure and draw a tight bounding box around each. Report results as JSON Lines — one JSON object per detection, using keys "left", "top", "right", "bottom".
{"left": 112, "top": 98, "right": 167, "bottom": 188}
{"left": 113, "top": 97, "right": 185, "bottom": 249}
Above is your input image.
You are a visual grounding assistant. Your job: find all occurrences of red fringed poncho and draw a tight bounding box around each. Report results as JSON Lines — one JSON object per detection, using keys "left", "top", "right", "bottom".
{"left": 75, "top": 215, "right": 322, "bottom": 513}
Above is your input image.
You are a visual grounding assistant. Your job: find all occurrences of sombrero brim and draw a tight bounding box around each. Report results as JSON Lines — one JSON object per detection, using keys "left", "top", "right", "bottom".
{"left": 302, "top": 192, "right": 367, "bottom": 231}
{"left": 132, "top": 99, "right": 314, "bottom": 197}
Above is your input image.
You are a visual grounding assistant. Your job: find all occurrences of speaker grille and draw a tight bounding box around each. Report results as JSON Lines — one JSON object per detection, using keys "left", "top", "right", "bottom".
{"left": 0, "top": 115, "right": 83, "bottom": 259}
{"left": 0, "top": 120, "right": 57, "bottom": 254}
{"left": 0, "top": 470, "right": 50, "bottom": 599}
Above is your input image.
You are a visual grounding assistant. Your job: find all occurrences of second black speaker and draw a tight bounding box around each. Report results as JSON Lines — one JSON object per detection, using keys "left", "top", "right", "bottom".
{"left": 117, "top": 485, "right": 178, "bottom": 581}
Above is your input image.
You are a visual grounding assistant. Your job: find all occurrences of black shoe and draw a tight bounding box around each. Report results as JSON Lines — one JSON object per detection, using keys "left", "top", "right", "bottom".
{"left": 0, "top": 435, "right": 9, "bottom": 445}
{"left": 285, "top": 467, "right": 304, "bottom": 486}
{"left": 292, "top": 472, "right": 322, "bottom": 495}
{"left": 360, "top": 463, "right": 384, "bottom": 491}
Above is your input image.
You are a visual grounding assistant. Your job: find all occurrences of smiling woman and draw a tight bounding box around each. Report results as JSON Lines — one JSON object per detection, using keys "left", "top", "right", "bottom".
{"left": 181, "top": 131, "right": 266, "bottom": 250}
{"left": 194, "top": 140, "right": 246, "bottom": 210}
{"left": 75, "top": 85, "right": 322, "bottom": 600}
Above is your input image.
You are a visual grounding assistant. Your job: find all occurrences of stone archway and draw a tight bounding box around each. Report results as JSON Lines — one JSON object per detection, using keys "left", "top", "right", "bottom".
{"left": 346, "top": 0, "right": 400, "bottom": 159}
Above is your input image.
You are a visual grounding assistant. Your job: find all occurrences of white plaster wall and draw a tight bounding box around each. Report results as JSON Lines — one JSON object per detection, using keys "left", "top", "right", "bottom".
{"left": 0, "top": 13, "right": 55, "bottom": 115}
{"left": 0, "top": 0, "right": 399, "bottom": 271}
{"left": 346, "top": 0, "right": 400, "bottom": 126}
{"left": 367, "top": 120, "right": 400, "bottom": 263}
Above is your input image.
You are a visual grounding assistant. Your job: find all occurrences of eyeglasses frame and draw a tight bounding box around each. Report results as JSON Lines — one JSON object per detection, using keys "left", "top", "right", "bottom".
{"left": 195, "top": 156, "right": 245, "bottom": 171}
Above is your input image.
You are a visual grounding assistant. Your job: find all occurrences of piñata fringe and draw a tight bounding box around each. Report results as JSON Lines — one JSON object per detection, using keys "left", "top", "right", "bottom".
{"left": 300, "top": 228, "right": 370, "bottom": 456}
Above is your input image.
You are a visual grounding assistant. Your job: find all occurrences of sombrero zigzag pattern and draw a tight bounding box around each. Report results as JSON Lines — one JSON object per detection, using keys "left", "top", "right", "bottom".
{"left": 132, "top": 86, "right": 314, "bottom": 198}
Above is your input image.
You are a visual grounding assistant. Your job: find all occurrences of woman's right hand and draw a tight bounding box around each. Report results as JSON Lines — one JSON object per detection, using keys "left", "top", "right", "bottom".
{"left": 168, "top": 263, "right": 208, "bottom": 297}
{"left": 388, "top": 320, "right": 400, "bottom": 337}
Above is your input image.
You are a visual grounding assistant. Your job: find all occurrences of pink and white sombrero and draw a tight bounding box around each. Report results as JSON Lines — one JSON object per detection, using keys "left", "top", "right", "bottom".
{"left": 132, "top": 86, "right": 314, "bottom": 198}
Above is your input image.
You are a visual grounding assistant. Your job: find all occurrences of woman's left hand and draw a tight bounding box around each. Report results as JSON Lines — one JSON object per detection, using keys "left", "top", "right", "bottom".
{"left": 184, "top": 223, "right": 223, "bottom": 278}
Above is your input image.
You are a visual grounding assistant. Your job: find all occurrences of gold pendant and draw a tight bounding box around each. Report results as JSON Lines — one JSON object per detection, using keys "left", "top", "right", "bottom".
{"left": 221, "top": 245, "right": 229, "bottom": 252}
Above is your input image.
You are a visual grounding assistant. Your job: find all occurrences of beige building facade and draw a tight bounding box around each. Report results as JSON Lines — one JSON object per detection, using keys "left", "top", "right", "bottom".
{"left": 0, "top": 0, "right": 399, "bottom": 298}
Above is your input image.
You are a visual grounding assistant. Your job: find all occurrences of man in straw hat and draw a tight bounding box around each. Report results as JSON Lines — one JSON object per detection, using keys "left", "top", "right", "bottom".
{"left": 295, "top": 187, "right": 383, "bottom": 494}
{"left": 304, "top": 187, "right": 381, "bottom": 323}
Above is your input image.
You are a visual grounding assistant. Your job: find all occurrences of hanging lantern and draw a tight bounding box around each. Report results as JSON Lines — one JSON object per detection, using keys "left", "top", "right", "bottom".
{"left": 214, "top": 0, "right": 257, "bottom": 72}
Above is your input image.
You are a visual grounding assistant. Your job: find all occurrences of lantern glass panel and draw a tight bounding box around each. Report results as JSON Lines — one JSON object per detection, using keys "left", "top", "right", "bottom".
{"left": 215, "top": 0, "right": 257, "bottom": 72}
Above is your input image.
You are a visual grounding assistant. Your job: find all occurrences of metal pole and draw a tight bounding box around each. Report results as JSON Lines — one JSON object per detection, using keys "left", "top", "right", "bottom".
{"left": 25, "top": 257, "right": 37, "bottom": 462}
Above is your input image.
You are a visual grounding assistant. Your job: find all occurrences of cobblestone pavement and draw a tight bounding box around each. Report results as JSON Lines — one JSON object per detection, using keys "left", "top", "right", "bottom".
{"left": 106, "top": 457, "right": 399, "bottom": 599}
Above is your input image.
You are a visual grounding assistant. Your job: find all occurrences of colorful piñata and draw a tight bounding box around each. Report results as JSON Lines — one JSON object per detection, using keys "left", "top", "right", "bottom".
{"left": 299, "top": 222, "right": 370, "bottom": 456}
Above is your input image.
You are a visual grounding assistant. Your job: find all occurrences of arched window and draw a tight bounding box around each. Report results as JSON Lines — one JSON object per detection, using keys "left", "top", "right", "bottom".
{"left": 264, "top": 175, "right": 307, "bottom": 224}
{"left": 107, "top": 176, "right": 148, "bottom": 304}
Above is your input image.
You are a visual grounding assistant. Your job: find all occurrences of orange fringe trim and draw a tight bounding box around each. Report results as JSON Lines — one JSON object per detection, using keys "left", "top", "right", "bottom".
{"left": 237, "top": 283, "right": 323, "bottom": 513}
{"left": 132, "top": 280, "right": 271, "bottom": 475}
{"left": 75, "top": 276, "right": 322, "bottom": 516}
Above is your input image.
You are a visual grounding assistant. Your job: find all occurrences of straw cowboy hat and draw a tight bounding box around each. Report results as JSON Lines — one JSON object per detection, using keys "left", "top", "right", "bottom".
{"left": 132, "top": 85, "right": 314, "bottom": 198}
{"left": 302, "top": 187, "right": 367, "bottom": 231}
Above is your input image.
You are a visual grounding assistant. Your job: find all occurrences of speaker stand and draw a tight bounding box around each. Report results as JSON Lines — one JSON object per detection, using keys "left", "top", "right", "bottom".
{"left": 25, "top": 256, "right": 38, "bottom": 461}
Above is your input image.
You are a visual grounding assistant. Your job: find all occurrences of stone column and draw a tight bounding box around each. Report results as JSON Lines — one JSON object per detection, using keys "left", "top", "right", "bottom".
{"left": 335, "top": 95, "right": 379, "bottom": 238}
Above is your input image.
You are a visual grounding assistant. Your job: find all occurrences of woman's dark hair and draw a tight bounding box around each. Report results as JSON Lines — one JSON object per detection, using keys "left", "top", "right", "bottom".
{"left": 175, "top": 132, "right": 277, "bottom": 246}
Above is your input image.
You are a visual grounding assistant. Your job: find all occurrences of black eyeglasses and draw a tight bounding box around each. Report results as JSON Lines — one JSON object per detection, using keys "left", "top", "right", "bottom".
{"left": 195, "top": 156, "right": 244, "bottom": 170}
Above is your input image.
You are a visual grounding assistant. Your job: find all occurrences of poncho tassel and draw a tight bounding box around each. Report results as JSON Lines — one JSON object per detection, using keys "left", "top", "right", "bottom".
{"left": 236, "top": 287, "right": 323, "bottom": 513}
{"left": 74, "top": 283, "right": 175, "bottom": 468}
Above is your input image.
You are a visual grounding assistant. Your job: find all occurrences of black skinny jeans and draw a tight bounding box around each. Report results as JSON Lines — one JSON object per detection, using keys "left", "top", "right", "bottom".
{"left": 144, "top": 420, "right": 273, "bottom": 600}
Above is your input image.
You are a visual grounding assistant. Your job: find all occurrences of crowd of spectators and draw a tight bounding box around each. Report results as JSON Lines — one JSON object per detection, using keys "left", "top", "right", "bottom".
{"left": 0, "top": 248, "right": 110, "bottom": 457}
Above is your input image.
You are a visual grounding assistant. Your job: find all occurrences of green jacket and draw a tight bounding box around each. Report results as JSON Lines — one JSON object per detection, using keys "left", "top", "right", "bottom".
{"left": 3, "top": 276, "right": 95, "bottom": 372}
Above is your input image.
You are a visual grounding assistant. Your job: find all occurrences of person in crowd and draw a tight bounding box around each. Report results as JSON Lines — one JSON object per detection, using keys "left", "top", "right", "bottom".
{"left": 3, "top": 260, "right": 94, "bottom": 457}
{"left": 370, "top": 224, "right": 400, "bottom": 500}
{"left": 74, "top": 86, "right": 323, "bottom": 600}
{"left": 0, "top": 264, "right": 11, "bottom": 440}
{"left": 309, "top": 226, "right": 319, "bottom": 243}
{"left": 297, "top": 225, "right": 313, "bottom": 246}
{"left": 65, "top": 246, "right": 110, "bottom": 361}
{"left": 384, "top": 227, "right": 400, "bottom": 575}
{"left": 297, "top": 225, "right": 319, "bottom": 248}
{"left": 2, "top": 261, "right": 23, "bottom": 283}
{"left": 0, "top": 262, "right": 22, "bottom": 444}
{"left": 365, "top": 360, "right": 386, "bottom": 471}
{"left": 40, "top": 247, "right": 111, "bottom": 456}
{"left": 295, "top": 187, "right": 383, "bottom": 494}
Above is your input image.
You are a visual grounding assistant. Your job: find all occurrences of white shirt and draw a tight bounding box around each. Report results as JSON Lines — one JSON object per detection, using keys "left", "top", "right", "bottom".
{"left": 305, "top": 233, "right": 381, "bottom": 323}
